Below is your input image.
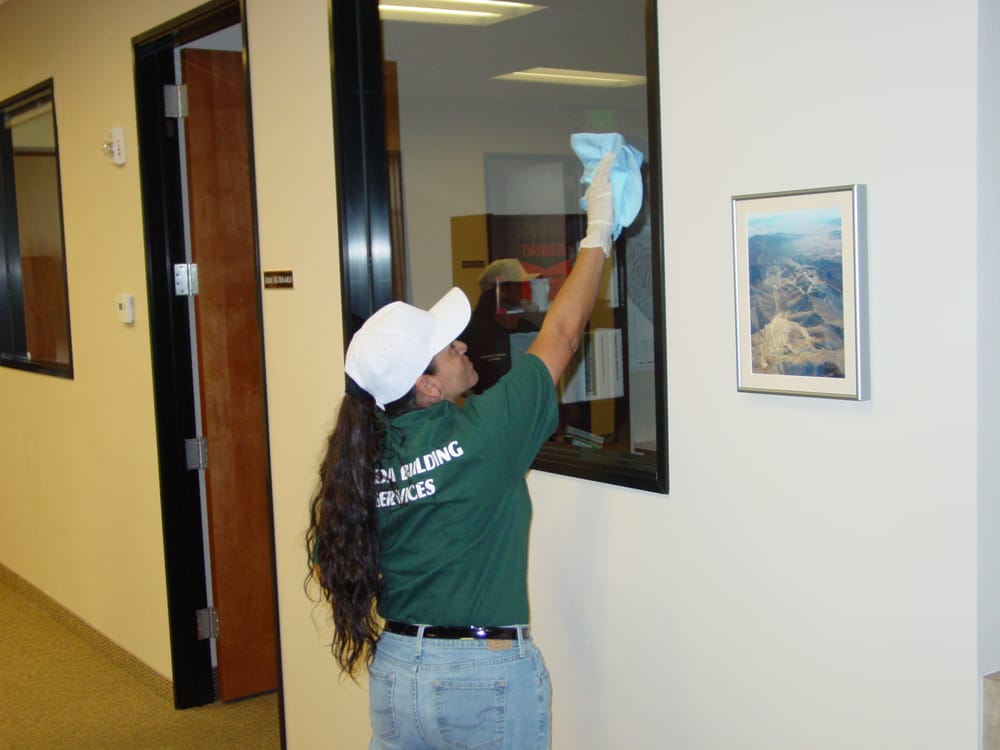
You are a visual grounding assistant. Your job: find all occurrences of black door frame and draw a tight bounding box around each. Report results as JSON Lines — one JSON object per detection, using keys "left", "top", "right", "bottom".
{"left": 133, "top": 0, "right": 283, "bottom": 727}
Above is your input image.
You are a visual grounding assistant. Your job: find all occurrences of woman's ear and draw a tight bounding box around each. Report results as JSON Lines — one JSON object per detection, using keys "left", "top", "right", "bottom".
{"left": 414, "top": 374, "right": 441, "bottom": 406}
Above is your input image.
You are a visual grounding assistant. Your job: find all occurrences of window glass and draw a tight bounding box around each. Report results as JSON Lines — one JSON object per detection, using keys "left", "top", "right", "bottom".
{"left": 380, "top": 0, "right": 662, "bottom": 484}
{"left": 0, "top": 81, "right": 72, "bottom": 376}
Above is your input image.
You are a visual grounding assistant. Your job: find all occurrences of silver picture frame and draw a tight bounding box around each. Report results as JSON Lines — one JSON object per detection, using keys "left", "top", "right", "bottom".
{"left": 732, "top": 184, "right": 869, "bottom": 400}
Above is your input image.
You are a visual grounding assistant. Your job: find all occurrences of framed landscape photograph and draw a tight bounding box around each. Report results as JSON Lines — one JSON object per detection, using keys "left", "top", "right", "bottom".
{"left": 732, "top": 184, "right": 868, "bottom": 400}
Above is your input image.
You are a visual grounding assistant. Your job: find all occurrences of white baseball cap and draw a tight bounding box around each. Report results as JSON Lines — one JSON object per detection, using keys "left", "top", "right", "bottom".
{"left": 344, "top": 287, "right": 471, "bottom": 409}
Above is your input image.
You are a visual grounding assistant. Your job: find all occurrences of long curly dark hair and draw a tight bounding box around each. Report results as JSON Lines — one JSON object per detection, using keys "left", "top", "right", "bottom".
{"left": 306, "top": 378, "right": 425, "bottom": 676}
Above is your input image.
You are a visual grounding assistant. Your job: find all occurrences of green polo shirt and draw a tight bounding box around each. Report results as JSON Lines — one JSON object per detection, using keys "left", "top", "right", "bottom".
{"left": 375, "top": 353, "right": 557, "bottom": 627}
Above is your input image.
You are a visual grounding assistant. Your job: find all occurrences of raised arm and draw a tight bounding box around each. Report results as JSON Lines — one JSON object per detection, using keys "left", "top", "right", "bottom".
{"left": 527, "top": 153, "right": 615, "bottom": 384}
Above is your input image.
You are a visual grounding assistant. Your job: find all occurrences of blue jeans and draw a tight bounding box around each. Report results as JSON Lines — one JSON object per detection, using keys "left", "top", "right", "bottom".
{"left": 368, "top": 628, "right": 551, "bottom": 750}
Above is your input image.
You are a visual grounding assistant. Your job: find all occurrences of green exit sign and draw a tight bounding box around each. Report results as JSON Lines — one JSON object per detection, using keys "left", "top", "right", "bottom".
{"left": 587, "top": 109, "right": 615, "bottom": 130}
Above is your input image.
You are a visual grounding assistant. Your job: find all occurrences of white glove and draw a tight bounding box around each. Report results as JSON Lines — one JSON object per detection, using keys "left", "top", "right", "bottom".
{"left": 579, "top": 152, "right": 615, "bottom": 257}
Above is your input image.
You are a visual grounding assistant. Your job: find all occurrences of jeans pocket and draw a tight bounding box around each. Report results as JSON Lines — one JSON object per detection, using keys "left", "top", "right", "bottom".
{"left": 433, "top": 678, "right": 507, "bottom": 750}
{"left": 369, "top": 668, "right": 399, "bottom": 741}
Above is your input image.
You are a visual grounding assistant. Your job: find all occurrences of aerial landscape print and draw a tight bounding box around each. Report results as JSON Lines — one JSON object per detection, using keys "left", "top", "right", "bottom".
{"left": 745, "top": 206, "right": 845, "bottom": 378}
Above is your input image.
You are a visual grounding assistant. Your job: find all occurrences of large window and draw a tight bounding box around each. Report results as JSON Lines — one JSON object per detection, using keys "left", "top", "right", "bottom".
{"left": 0, "top": 80, "right": 72, "bottom": 378}
{"left": 331, "top": 0, "right": 667, "bottom": 492}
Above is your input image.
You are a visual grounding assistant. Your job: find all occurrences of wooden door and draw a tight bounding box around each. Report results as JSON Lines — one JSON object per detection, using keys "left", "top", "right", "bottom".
{"left": 181, "top": 48, "right": 277, "bottom": 702}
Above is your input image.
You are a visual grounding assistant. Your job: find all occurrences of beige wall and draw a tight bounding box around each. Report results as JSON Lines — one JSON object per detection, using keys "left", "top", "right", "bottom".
{"left": 0, "top": 0, "right": 201, "bottom": 677}
{"left": 0, "top": 0, "right": 997, "bottom": 749}
{"left": 242, "top": 0, "right": 367, "bottom": 745}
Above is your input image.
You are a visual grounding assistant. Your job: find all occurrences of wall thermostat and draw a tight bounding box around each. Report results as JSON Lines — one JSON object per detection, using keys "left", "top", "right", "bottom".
{"left": 116, "top": 294, "right": 135, "bottom": 325}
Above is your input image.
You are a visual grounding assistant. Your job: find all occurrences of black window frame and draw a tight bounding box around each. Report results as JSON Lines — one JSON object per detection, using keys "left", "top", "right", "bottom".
{"left": 0, "top": 79, "right": 73, "bottom": 379}
{"left": 329, "top": 0, "right": 668, "bottom": 493}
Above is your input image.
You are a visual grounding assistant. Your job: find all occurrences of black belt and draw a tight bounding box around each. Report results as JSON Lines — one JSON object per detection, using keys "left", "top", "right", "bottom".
{"left": 383, "top": 620, "right": 529, "bottom": 641}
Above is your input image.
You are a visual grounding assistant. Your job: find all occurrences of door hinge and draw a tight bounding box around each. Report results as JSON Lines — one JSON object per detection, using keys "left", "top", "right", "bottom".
{"left": 163, "top": 84, "right": 189, "bottom": 118}
{"left": 196, "top": 607, "right": 220, "bottom": 640}
{"left": 184, "top": 436, "right": 209, "bottom": 470}
{"left": 174, "top": 263, "right": 199, "bottom": 296}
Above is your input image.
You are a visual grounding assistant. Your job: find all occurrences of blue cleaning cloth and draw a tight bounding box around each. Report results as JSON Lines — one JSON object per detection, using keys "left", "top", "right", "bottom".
{"left": 571, "top": 132, "right": 644, "bottom": 240}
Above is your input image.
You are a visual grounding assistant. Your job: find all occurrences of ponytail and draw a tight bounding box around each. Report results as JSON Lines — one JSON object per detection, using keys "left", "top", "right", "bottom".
{"left": 306, "top": 379, "right": 424, "bottom": 676}
{"left": 306, "top": 390, "right": 385, "bottom": 676}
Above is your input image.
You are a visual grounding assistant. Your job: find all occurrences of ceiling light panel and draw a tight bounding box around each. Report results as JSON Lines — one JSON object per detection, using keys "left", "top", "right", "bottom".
{"left": 493, "top": 67, "right": 647, "bottom": 88}
{"left": 379, "top": 0, "right": 543, "bottom": 26}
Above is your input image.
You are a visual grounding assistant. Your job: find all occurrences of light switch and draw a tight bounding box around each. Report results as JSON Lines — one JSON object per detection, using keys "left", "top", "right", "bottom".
{"left": 116, "top": 294, "right": 135, "bottom": 324}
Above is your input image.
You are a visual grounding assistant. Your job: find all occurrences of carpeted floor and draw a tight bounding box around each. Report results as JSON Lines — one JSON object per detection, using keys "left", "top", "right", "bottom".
{"left": 988, "top": 673, "right": 1000, "bottom": 750}
{"left": 0, "top": 565, "right": 281, "bottom": 749}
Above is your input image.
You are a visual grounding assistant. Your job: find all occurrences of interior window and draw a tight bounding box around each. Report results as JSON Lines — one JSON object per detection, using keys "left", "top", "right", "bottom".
{"left": 0, "top": 80, "right": 72, "bottom": 378}
{"left": 332, "top": 0, "right": 667, "bottom": 492}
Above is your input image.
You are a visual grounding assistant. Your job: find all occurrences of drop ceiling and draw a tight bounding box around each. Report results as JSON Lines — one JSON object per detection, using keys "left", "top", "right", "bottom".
{"left": 381, "top": 0, "right": 649, "bottom": 105}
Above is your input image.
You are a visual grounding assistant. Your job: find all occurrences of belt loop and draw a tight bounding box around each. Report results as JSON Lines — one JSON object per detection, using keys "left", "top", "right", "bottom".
{"left": 416, "top": 624, "right": 426, "bottom": 658}
{"left": 516, "top": 626, "right": 525, "bottom": 657}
